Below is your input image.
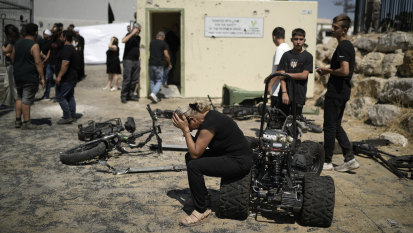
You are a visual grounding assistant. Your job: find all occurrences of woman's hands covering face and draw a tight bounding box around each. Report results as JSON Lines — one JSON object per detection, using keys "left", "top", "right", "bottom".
{"left": 172, "top": 113, "right": 190, "bottom": 132}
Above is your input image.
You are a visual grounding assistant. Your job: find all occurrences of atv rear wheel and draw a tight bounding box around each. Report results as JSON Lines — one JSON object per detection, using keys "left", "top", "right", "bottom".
{"left": 299, "top": 174, "right": 335, "bottom": 227}
{"left": 218, "top": 172, "right": 251, "bottom": 220}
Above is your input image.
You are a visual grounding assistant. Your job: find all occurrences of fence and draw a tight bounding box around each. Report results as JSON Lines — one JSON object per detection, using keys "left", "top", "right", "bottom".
{"left": 0, "top": 0, "right": 32, "bottom": 65}
{"left": 353, "top": 0, "right": 413, "bottom": 34}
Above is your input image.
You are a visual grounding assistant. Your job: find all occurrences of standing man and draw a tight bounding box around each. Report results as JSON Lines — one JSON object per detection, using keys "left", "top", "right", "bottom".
{"left": 39, "top": 29, "right": 52, "bottom": 99}
{"left": 148, "top": 31, "right": 171, "bottom": 103}
{"left": 121, "top": 23, "right": 141, "bottom": 103}
{"left": 55, "top": 30, "right": 79, "bottom": 124}
{"left": 266, "top": 27, "right": 291, "bottom": 108}
{"left": 317, "top": 15, "right": 359, "bottom": 172}
{"left": 277, "top": 28, "right": 313, "bottom": 118}
{"left": 0, "top": 24, "right": 19, "bottom": 108}
{"left": 165, "top": 24, "right": 180, "bottom": 85}
{"left": 73, "top": 27, "right": 85, "bottom": 79}
{"left": 11, "top": 23, "right": 45, "bottom": 130}
{"left": 43, "top": 25, "right": 63, "bottom": 100}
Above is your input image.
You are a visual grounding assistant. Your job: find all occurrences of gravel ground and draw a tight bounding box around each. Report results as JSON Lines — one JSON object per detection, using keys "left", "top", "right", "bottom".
{"left": 0, "top": 65, "right": 412, "bottom": 233}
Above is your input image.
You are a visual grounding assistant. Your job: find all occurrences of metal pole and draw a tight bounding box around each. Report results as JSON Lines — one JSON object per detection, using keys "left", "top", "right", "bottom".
{"left": 30, "top": 0, "right": 33, "bottom": 23}
{"left": 354, "top": 0, "right": 361, "bottom": 34}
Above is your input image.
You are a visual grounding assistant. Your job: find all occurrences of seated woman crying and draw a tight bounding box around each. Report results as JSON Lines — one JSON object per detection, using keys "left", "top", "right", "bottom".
{"left": 172, "top": 101, "right": 253, "bottom": 226}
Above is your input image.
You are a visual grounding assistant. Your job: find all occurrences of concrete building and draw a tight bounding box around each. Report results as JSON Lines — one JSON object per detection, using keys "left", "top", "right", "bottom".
{"left": 138, "top": 0, "right": 318, "bottom": 98}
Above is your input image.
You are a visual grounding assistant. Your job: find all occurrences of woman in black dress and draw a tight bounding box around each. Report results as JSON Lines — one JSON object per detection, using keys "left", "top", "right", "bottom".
{"left": 104, "top": 37, "right": 121, "bottom": 91}
{"left": 172, "top": 101, "right": 253, "bottom": 226}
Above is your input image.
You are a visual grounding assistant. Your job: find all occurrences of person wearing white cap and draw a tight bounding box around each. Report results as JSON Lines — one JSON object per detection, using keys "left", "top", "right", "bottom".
{"left": 39, "top": 29, "right": 53, "bottom": 99}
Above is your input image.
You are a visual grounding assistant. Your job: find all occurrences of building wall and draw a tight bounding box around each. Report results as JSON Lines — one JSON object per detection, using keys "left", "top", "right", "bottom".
{"left": 138, "top": 0, "right": 318, "bottom": 98}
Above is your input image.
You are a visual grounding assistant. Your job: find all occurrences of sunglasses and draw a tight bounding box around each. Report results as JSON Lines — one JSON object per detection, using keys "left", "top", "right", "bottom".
{"left": 189, "top": 103, "right": 200, "bottom": 112}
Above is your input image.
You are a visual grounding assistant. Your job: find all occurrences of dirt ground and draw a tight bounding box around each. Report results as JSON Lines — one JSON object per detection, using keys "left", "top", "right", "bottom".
{"left": 0, "top": 65, "right": 412, "bottom": 233}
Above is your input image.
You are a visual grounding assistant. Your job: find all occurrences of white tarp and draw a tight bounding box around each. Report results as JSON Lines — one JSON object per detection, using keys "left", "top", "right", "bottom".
{"left": 77, "top": 22, "right": 129, "bottom": 64}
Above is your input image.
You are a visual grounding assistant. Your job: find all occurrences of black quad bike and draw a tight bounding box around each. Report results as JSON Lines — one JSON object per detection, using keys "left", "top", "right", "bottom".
{"left": 218, "top": 73, "right": 335, "bottom": 227}
{"left": 59, "top": 104, "right": 162, "bottom": 165}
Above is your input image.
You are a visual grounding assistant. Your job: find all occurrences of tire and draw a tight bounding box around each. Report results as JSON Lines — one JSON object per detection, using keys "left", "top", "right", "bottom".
{"left": 299, "top": 174, "right": 335, "bottom": 227}
{"left": 60, "top": 141, "right": 107, "bottom": 165}
{"left": 218, "top": 172, "right": 251, "bottom": 220}
{"left": 388, "top": 155, "right": 413, "bottom": 169}
{"left": 245, "top": 136, "right": 259, "bottom": 149}
{"left": 295, "top": 141, "right": 325, "bottom": 175}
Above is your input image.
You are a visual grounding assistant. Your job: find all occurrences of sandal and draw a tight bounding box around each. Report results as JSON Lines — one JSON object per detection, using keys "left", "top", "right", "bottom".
{"left": 180, "top": 209, "right": 211, "bottom": 227}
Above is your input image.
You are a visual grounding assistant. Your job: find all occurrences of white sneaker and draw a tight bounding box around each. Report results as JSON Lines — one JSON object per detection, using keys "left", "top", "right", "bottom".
{"left": 103, "top": 87, "right": 109, "bottom": 90}
{"left": 323, "top": 163, "right": 333, "bottom": 171}
{"left": 149, "top": 93, "right": 159, "bottom": 103}
{"left": 110, "top": 87, "right": 117, "bottom": 91}
{"left": 334, "top": 159, "right": 360, "bottom": 172}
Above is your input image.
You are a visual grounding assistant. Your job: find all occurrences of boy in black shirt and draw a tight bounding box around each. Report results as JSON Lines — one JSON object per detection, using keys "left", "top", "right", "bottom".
{"left": 317, "top": 15, "right": 359, "bottom": 172}
{"left": 276, "top": 28, "right": 313, "bottom": 117}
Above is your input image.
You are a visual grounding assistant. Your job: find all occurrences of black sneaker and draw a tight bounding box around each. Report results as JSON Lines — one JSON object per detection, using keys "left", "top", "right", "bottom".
{"left": 15, "top": 120, "right": 22, "bottom": 128}
{"left": 121, "top": 98, "right": 127, "bottom": 104}
{"left": 71, "top": 116, "right": 78, "bottom": 123}
{"left": 22, "top": 121, "right": 41, "bottom": 130}
{"left": 57, "top": 117, "right": 74, "bottom": 125}
{"left": 127, "top": 95, "right": 139, "bottom": 101}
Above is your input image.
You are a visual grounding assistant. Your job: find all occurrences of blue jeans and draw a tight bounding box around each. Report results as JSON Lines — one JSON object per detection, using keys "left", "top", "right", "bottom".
{"left": 44, "top": 64, "right": 55, "bottom": 98}
{"left": 55, "top": 81, "right": 76, "bottom": 119}
{"left": 163, "top": 67, "right": 170, "bottom": 85}
{"left": 149, "top": 66, "right": 163, "bottom": 95}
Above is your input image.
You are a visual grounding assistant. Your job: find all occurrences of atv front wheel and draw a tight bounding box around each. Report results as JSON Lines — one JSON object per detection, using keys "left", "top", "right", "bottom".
{"left": 299, "top": 174, "right": 335, "bottom": 227}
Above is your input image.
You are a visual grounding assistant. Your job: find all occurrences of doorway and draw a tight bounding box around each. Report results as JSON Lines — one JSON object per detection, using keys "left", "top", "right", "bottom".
{"left": 148, "top": 11, "right": 182, "bottom": 94}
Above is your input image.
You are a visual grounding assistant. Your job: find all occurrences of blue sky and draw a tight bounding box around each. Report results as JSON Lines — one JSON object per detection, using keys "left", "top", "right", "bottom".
{"left": 295, "top": 0, "right": 355, "bottom": 20}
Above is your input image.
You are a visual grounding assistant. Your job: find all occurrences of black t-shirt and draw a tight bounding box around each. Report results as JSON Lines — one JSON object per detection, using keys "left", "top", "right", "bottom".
{"left": 123, "top": 33, "right": 140, "bottom": 61}
{"left": 38, "top": 38, "right": 52, "bottom": 63}
{"left": 55, "top": 44, "right": 78, "bottom": 83}
{"left": 149, "top": 39, "right": 168, "bottom": 66}
{"left": 165, "top": 31, "right": 180, "bottom": 53}
{"left": 38, "top": 38, "right": 51, "bottom": 54}
{"left": 49, "top": 38, "right": 63, "bottom": 65}
{"left": 76, "top": 35, "right": 85, "bottom": 53}
{"left": 277, "top": 50, "right": 313, "bottom": 105}
{"left": 13, "top": 39, "right": 38, "bottom": 84}
{"left": 326, "top": 40, "right": 355, "bottom": 101}
{"left": 195, "top": 111, "right": 253, "bottom": 171}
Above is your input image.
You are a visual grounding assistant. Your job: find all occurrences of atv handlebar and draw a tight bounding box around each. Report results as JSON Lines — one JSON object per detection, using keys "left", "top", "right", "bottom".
{"left": 260, "top": 72, "right": 298, "bottom": 142}
{"left": 264, "top": 72, "right": 292, "bottom": 84}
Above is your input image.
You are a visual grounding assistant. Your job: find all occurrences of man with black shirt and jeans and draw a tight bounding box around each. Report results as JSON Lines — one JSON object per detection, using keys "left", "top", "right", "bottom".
{"left": 43, "top": 25, "right": 63, "bottom": 100}
{"left": 121, "top": 23, "right": 141, "bottom": 103}
{"left": 148, "top": 31, "right": 171, "bottom": 103}
{"left": 276, "top": 28, "right": 313, "bottom": 118}
{"left": 318, "top": 15, "right": 359, "bottom": 172}
{"left": 55, "top": 30, "right": 79, "bottom": 124}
